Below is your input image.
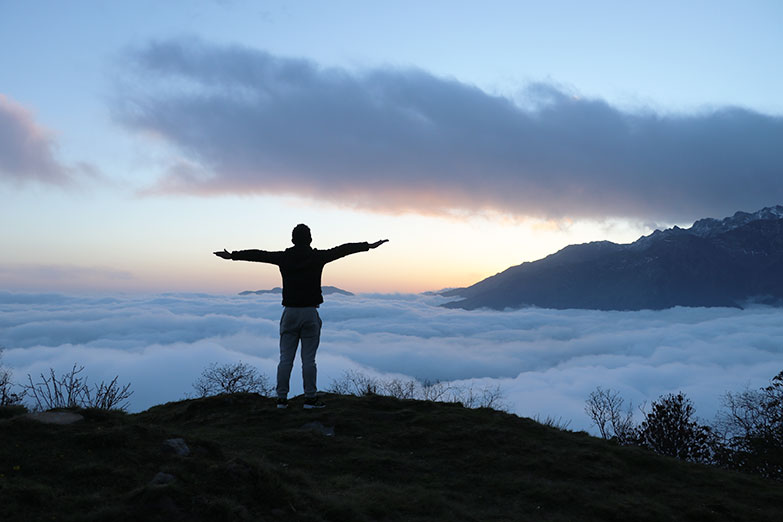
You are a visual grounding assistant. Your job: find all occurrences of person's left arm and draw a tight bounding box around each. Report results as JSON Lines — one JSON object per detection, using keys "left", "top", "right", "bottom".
{"left": 322, "top": 240, "right": 388, "bottom": 263}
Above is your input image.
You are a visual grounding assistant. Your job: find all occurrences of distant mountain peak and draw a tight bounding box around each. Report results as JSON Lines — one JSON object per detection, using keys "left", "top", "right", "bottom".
{"left": 630, "top": 205, "right": 783, "bottom": 249}
{"left": 688, "top": 205, "right": 783, "bottom": 238}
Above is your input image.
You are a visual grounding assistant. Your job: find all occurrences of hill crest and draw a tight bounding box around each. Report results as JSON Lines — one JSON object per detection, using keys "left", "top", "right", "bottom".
{"left": 2, "top": 393, "right": 782, "bottom": 521}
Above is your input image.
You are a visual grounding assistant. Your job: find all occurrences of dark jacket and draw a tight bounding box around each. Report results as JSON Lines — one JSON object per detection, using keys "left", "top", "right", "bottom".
{"left": 230, "top": 243, "right": 371, "bottom": 307}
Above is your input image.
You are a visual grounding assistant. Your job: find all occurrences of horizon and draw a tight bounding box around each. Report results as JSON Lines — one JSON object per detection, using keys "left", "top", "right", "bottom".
{"left": 1, "top": 205, "right": 776, "bottom": 295}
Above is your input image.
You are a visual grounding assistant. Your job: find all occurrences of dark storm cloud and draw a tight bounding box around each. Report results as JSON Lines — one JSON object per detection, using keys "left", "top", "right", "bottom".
{"left": 115, "top": 39, "right": 783, "bottom": 221}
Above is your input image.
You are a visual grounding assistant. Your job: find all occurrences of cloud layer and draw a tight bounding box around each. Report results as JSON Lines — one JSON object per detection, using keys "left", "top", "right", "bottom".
{"left": 2, "top": 291, "right": 781, "bottom": 433}
{"left": 115, "top": 39, "right": 783, "bottom": 222}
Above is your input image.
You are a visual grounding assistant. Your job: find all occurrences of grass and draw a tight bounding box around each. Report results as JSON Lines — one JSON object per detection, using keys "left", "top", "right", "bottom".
{"left": 1, "top": 393, "right": 782, "bottom": 521}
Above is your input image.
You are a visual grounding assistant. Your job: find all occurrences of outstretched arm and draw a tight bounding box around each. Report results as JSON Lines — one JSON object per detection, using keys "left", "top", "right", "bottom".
{"left": 322, "top": 239, "right": 389, "bottom": 263}
{"left": 213, "top": 249, "right": 284, "bottom": 264}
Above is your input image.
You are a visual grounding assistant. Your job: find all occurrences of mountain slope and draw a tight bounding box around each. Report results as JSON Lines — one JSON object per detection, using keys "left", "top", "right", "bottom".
{"left": 444, "top": 206, "right": 783, "bottom": 311}
{"left": 2, "top": 393, "right": 783, "bottom": 521}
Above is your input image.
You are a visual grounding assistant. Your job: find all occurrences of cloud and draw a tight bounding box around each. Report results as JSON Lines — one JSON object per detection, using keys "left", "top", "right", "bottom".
{"left": 113, "top": 39, "right": 783, "bottom": 222}
{"left": 0, "top": 94, "right": 95, "bottom": 187}
{"left": 1, "top": 291, "right": 781, "bottom": 433}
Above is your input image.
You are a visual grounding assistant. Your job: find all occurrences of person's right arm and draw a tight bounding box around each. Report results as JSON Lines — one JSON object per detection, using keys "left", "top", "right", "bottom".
{"left": 213, "top": 249, "right": 285, "bottom": 264}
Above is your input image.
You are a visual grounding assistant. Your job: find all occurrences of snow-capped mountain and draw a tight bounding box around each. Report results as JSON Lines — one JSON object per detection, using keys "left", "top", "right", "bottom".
{"left": 689, "top": 205, "right": 783, "bottom": 238}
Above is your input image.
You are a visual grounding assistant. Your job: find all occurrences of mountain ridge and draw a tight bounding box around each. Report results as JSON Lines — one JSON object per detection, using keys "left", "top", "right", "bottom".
{"left": 443, "top": 205, "right": 783, "bottom": 311}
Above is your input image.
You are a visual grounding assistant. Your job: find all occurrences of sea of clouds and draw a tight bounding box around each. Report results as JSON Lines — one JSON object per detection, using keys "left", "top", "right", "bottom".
{"left": 2, "top": 291, "right": 781, "bottom": 433}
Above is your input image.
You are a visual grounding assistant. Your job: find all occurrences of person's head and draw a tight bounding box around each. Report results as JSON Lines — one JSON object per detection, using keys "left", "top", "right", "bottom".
{"left": 291, "top": 224, "right": 312, "bottom": 246}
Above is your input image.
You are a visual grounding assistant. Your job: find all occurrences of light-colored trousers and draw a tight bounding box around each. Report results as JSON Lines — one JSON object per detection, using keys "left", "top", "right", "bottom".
{"left": 277, "top": 306, "right": 322, "bottom": 399}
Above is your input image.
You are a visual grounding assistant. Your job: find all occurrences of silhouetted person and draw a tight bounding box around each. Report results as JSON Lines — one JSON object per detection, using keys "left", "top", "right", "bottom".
{"left": 215, "top": 224, "right": 388, "bottom": 409}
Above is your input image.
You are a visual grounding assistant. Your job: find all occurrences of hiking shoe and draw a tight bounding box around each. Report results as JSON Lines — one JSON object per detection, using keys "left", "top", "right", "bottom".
{"left": 303, "top": 397, "right": 326, "bottom": 409}
{"left": 276, "top": 398, "right": 288, "bottom": 409}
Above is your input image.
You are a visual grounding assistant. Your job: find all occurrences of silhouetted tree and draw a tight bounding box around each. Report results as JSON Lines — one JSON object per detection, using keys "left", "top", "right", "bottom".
{"left": 585, "top": 386, "right": 635, "bottom": 443}
{"left": 193, "top": 361, "right": 273, "bottom": 398}
{"left": 715, "top": 370, "right": 783, "bottom": 479}
{"left": 636, "top": 392, "right": 713, "bottom": 463}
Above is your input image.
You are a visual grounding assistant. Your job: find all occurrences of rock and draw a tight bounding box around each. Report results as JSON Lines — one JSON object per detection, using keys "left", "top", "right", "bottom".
{"left": 162, "top": 438, "right": 190, "bottom": 456}
{"left": 150, "top": 472, "right": 176, "bottom": 486}
{"left": 301, "top": 421, "right": 335, "bottom": 437}
{"left": 225, "top": 458, "right": 259, "bottom": 480}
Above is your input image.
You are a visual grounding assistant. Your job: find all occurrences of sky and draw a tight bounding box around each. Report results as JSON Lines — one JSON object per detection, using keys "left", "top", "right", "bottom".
{"left": 2, "top": 0, "right": 783, "bottom": 294}
{"left": 2, "top": 292, "right": 781, "bottom": 433}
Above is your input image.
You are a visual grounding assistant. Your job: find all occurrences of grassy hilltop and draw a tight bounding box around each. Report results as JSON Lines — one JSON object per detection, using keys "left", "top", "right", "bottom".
{"left": 1, "top": 393, "right": 782, "bottom": 521}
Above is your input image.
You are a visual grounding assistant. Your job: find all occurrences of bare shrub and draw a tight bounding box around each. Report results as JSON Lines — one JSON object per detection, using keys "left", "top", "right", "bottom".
{"left": 0, "top": 368, "right": 17, "bottom": 406}
{"left": 585, "top": 386, "right": 635, "bottom": 443}
{"left": 193, "top": 361, "right": 273, "bottom": 397}
{"left": 1, "top": 347, "right": 24, "bottom": 406}
{"left": 328, "top": 370, "right": 381, "bottom": 396}
{"left": 380, "top": 378, "right": 419, "bottom": 400}
{"left": 84, "top": 376, "right": 134, "bottom": 411}
{"left": 586, "top": 386, "right": 620, "bottom": 439}
{"left": 329, "top": 370, "right": 508, "bottom": 411}
{"left": 534, "top": 414, "right": 572, "bottom": 431}
{"left": 420, "top": 379, "right": 450, "bottom": 402}
{"left": 24, "top": 365, "right": 88, "bottom": 410}
{"left": 448, "top": 383, "right": 508, "bottom": 410}
{"left": 23, "top": 364, "right": 133, "bottom": 411}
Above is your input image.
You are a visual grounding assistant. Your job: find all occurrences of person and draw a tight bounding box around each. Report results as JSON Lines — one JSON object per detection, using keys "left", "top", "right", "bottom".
{"left": 214, "top": 224, "right": 388, "bottom": 409}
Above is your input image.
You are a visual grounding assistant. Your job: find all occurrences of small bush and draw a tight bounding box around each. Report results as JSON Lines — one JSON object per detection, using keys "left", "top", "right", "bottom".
{"left": 23, "top": 364, "right": 133, "bottom": 411}
{"left": 534, "top": 414, "right": 573, "bottom": 431}
{"left": 0, "top": 347, "right": 25, "bottom": 407}
{"left": 585, "top": 386, "right": 635, "bottom": 443}
{"left": 193, "top": 361, "right": 273, "bottom": 398}
{"left": 328, "top": 370, "right": 508, "bottom": 411}
{"left": 635, "top": 392, "right": 713, "bottom": 463}
{"left": 84, "top": 376, "right": 134, "bottom": 411}
{"left": 446, "top": 383, "right": 508, "bottom": 410}
{"left": 420, "top": 379, "right": 450, "bottom": 402}
{"left": 327, "top": 370, "right": 381, "bottom": 396}
{"left": 381, "top": 378, "right": 419, "bottom": 400}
